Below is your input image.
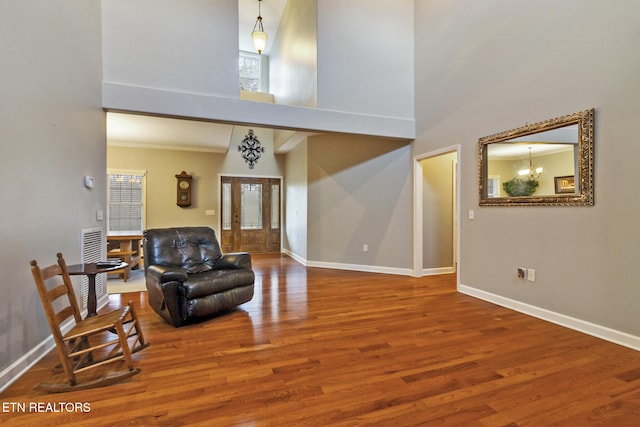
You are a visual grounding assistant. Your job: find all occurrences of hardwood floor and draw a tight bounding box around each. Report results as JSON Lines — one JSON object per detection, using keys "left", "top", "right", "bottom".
{"left": 3, "top": 254, "right": 640, "bottom": 426}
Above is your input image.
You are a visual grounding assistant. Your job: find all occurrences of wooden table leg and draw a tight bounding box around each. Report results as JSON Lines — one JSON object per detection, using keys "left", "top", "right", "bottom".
{"left": 86, "top": 273, "right": 98, "bottom": 317}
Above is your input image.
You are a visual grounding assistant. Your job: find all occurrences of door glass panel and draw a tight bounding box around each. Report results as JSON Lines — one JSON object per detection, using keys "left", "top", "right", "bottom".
{"left": 241, "top": 183, "right": 262, "bottom": 230}
{"left": 271, "top": 184, "right": 279, "bottom": 229}
{"left": 222, "top": 182, "right": 232, "bottom": 230}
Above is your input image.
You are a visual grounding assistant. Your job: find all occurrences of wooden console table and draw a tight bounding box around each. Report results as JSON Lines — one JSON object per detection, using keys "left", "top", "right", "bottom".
{"left": 107, "top": 232, "right": 143, "bottom": 281}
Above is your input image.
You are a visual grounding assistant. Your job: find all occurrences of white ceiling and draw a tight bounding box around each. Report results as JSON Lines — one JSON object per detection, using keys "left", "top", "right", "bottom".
{"left": 107, "top": 0, "right": 289, "bottom": 153}
{"left": 107, "top": 113, "right": 235, "bottom": 153}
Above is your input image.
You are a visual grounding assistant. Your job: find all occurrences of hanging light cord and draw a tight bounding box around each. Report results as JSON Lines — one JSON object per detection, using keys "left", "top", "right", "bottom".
{"left": 253, "top": 0, "right": 264, "bottom": 32}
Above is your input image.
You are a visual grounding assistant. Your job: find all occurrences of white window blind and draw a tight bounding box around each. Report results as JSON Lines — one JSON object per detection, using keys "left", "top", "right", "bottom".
{"left": 487, "top": 176, "right": 501, "bottom": 198}
{"left": 107, "top": 170, "right": 145, "bottom": 232}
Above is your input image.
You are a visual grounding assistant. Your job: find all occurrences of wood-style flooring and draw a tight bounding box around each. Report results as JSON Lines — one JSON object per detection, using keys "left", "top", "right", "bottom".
{"left": 3, "top": 254, "right": 640, "bottom": 426}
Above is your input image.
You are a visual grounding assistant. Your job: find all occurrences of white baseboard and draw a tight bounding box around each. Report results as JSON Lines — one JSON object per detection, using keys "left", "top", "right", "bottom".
{"left": 0, "top": 295, "right": 110, "bottom": 393}
{"left": 0, "top": 334, "right": 56, "bottom": 393}
{"left": 423, "top": 266, "right": 455, "bottom": 276}
{"left": 282, "top": 249, "right": 306, "bottom": 266}
{"left": 459, "top": 283, "right": 640, "bottom": 352}
{"left": 306, "top": 260, "right": 411, "bottom": 276}
{"left": 282, "top": 249, "right": 412, "bottom": 276}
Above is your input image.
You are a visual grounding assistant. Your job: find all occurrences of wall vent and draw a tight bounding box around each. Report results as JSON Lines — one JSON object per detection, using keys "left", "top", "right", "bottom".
{"left": 80, "top": 228, "right": 106, "bottom": 308}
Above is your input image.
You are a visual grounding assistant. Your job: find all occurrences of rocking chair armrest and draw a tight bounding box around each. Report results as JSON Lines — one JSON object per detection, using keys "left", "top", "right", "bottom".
{"left": 147, "top": 265, "right": 189, "bottom": 283}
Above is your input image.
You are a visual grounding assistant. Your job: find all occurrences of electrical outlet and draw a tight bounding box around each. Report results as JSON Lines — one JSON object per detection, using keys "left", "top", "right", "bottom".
{"left": 363, "top": 244, "right": 368, "bottom": 252}
{"left": 527, "top": 269, "right": 536, "bottom": 282}
{"left": 517, "top": 268, "right": 526, "bottom": 279}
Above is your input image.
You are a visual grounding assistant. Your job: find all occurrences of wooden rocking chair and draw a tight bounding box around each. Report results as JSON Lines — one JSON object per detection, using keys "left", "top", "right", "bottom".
{"left": 30, "top": 252, "right": 148, "bottom": 392}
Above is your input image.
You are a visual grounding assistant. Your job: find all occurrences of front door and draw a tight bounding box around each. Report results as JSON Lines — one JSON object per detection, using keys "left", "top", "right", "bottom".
{"left": 220, "top": 176, "right": 281, "bottom": 253}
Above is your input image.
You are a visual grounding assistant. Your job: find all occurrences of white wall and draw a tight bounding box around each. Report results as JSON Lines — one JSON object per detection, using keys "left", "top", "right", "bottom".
{"left": 0, "top": 0, "right": 104, "bottom": 389}
{"left": 101, "top": 0, "right": 415, "bottom": 139}
{"left": 102, "top": 0, "right": 239, "bottom": 97}
{"left": 414, "top": 0, "right": 640, "bottom": 339}
{"left": 269, "top": 0, "right": 318, "bottom": 108}
{"left": 317, "top": 0, "right": 414, "bottom": 119}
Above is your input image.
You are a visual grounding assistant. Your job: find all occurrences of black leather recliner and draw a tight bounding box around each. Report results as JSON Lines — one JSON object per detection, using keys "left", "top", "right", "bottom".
{"left": 143, "top": 227, "right": 255, "bottom": 327}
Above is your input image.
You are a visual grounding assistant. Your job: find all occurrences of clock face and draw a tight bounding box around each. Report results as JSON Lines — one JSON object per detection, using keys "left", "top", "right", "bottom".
{"left": 179, "top": 180, "right": 190, "bottom": 189}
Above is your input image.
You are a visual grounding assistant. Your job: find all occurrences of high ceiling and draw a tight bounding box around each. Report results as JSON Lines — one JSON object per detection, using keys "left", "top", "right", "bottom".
{"left": 106, "top": 112, "right": 234, "bottom": 153}
{"left": 107, "top": 0, "right": 289, "bottom": 154}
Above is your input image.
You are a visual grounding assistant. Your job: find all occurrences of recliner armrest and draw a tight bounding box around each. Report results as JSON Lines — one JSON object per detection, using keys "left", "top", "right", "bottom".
{"left": 147, "top": 264, "right": 189, "bottom": 283}
{"left": 215, "top": 252, "right": 252, "bottom": 270}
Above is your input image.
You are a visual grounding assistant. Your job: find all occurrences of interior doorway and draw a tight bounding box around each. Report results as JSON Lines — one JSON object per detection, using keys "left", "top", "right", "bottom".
{"left": 220, "top": 176, "right": 281, "bottom": 253}
{"left": 413, "top": 147, "right": 460, "bottom": 277}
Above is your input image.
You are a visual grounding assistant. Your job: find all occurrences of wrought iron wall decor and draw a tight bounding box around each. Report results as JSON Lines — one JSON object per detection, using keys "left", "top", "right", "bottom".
{"left": 238, "top": 129, "right": 264, "bottom": 169}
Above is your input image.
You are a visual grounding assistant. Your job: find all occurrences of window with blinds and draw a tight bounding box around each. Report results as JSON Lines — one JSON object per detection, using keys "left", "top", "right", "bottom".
{"left": 107, "top": 170, "right": 146, "bottom": 232}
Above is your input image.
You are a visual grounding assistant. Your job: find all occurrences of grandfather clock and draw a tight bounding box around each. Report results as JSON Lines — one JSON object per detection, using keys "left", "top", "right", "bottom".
{"left": 175, "top": 171, "right": 192, "bottom": 207}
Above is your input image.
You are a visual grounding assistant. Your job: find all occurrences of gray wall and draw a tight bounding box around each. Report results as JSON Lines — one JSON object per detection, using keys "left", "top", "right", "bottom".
{"left": 317, "top": 0, "right": 414, "bottom": 119}
{"left": 101, "top": 0, "right": 415, "bottom": 139}
{"left": 5, "top": 0, "right": 640, "bottom": 391}
{"left": 414, "top": 0, "right": 640, "bottom": 336}
{"left": 307, "top": 135, "right": 412, "bottom": 271}
{"left": 283, "top": 141, "right": 309, "bottom": 260}
{"left": 0, "top": 0, "right": 104, "bottom": 388}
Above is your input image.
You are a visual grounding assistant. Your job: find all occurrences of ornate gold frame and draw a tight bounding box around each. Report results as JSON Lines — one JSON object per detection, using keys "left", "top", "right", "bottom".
{"left": 478, "top": 109, "right": 594, "bottom": 206}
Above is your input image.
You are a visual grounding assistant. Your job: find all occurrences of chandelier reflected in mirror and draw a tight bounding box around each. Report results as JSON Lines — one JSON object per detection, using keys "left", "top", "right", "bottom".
{"left": 518, "top": 147, "right": 543, "bottom": 180}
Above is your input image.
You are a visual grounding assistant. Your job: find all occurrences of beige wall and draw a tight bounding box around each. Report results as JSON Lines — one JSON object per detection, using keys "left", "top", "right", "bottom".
{"left": 421, "top": 152, "right": 457, "bottom": 270}
{"left": 108, "top": 147, "right": 223, "bottom": 230}
{"left": 107, "top": 127, "right": 284, "bottom": 233}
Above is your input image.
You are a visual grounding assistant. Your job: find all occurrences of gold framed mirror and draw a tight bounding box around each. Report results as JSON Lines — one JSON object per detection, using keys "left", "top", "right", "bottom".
{"left": 479, "top": 109, "right": 594, "bottom": 206}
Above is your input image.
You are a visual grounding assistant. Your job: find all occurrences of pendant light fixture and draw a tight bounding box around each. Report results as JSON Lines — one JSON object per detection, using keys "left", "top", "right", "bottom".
{"left": 251, "top": 0, "right": 268, "bottom": 55}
